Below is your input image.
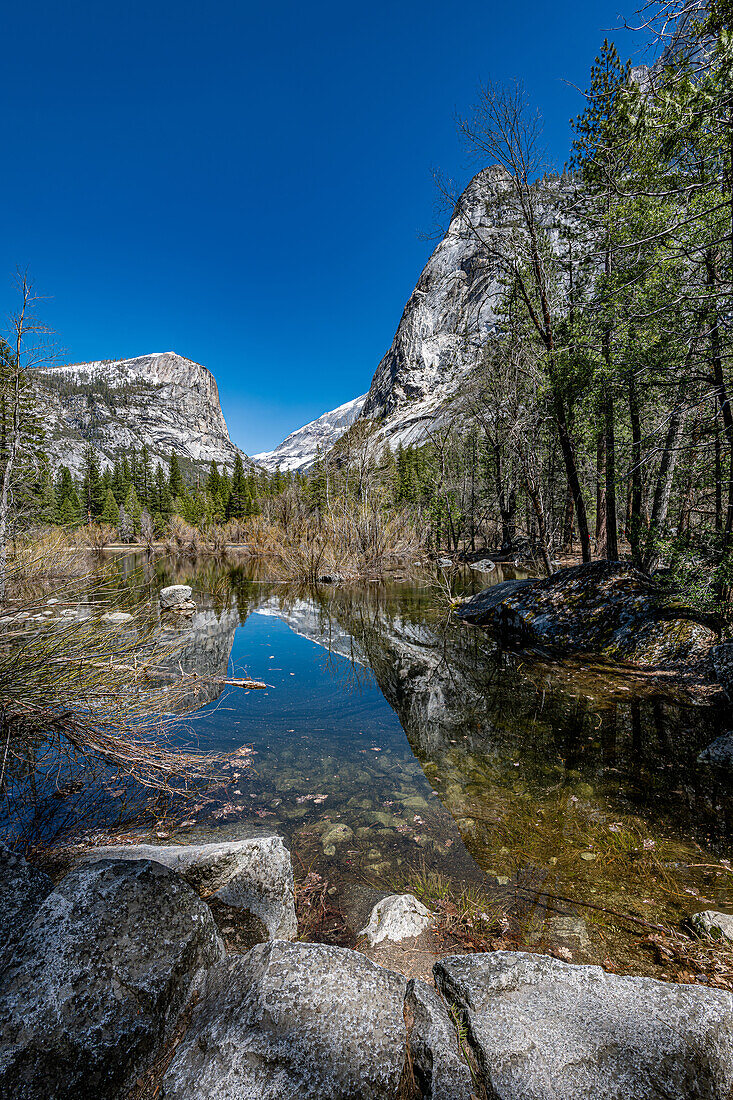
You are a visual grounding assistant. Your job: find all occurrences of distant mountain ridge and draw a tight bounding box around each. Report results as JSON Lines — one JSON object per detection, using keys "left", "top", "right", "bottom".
{"left": 253, "top": 393, "right": 367, "bottom": 472}
{"left": 34, "top": 351, "right": 246, "bottom": 476}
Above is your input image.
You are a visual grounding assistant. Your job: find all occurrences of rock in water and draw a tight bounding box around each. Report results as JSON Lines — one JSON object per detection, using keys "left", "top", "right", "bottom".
{"left": 405, "top": 979, "right": 474, "bottom": 1099}
{"left": 689, "top": 910, "right": 733, "bottom": 942}
{"left": 159, "top": 584, "right": 197, "bottom": 614}
{"left": 161, "top": 940, "right": 410, "bottom": 1100}
{"left": 80, "top": 837, "right": 296, "bottom": 940}
{"left": 458, "top": 561, "right": 718, "bottom": 667}
{"left": 434, "top": 951, "right": 733, "bottom": 1100}
{"left": 360, "top": 893, "right": 435, "bottom": 945}
{"left": 0, "top": 859, "right": 223, "bottom": 1100}
{"left": 0, "top": 846, "right": 52, "bottom": 961}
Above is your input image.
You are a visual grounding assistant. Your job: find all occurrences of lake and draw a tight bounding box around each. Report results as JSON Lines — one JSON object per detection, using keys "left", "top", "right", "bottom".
{"left": 24, "top": 554, "right": 733, "bottom": 971}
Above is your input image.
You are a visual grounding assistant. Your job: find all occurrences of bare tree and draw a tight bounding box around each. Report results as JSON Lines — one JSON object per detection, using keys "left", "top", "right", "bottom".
{"left": 445, "top": 79, "right": 593, "bottom": 561}
{"left": 0, "top": 274, "right": 52, "bottom": 602}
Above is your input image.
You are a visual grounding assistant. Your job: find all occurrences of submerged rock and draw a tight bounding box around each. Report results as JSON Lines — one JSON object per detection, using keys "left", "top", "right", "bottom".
{"left": 80, "top": 837, "right": 296, "bottom": 940}
{"left": 360, "top": 893, "right": 435, "bottom": 945}
{"left": 161, "top": 940, "right": 410, "bottom": 1100}
{"left": 405, "top": 978, "right": 474, "bottom": 1099}
{"left": 698, "top": 731, "right": 733, "bottom": 769}
{"left": 100, "top": 610, "right": 134, "bottom": 624}
{"left": 689, "top": 910, "right": 733, "bottom": 942}
{"left": 458, "top": 561, "right": 717, "bottom": 667}
{"left": 0, "top": 846, "right": 52, "bottom": 961}
{"left": 435, "top": 950, "right": 733, "bottom": 1100}
{"left": 0, "top": 858, "right": 223, "bottom": 1100}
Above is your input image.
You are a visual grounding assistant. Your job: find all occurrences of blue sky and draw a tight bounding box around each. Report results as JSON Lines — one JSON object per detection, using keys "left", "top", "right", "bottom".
{"left": 1, "top": 1, "right": 642, "bottom": 454}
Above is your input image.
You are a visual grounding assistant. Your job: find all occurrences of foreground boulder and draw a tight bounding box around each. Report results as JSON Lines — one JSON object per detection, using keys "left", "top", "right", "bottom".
{"left": 435, "top": 951, "right": 733, "bottom": 1100}
{"left": 405, "top": 978, "right": 474, "bottom": 1099}
{"left": 458, "top": 561, "right": 717, "bottom": 666}
{"left": 161, "top": 940, "right": 410, "bottom": 1099}
{"left": 0, "top": 859, "right": 223, "bottom": 1100}
{"left": 80, "top": 837, "right": 296, "bottom": 940}
{"left": 0, "top": 846, "right": 52, "bottom": 960}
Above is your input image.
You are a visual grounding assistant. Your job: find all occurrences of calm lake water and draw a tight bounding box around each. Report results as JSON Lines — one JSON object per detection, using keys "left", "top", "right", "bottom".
{"left": 29, "top": 554, "right": 733, "bottom": 969}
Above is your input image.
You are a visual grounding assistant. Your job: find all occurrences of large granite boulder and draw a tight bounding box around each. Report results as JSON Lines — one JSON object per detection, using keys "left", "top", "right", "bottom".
{"left": 458, "top": 562, "right": 717, "bottom": 666}
{"left": 434, "top": 951, "right": 733, "bottom": 1100}
{"left": 80, "top": 837, "right": 296, "bottom": 940}
{"left": 0, "top": 858, "right": 223, "bottom": 1100}
{"left": 0, "top": 846, "right": 52, "bottom": 961}
{"left": 161, "top": 940, "right": 410, "bottom": 1099}
{"left": 405, "top": 978, "right": 474, "bottom": 1100}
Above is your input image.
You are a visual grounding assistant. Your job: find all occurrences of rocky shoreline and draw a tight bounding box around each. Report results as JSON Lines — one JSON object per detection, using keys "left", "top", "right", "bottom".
{"left": 3, "top": 839, "right": 733, "bottom": 1099}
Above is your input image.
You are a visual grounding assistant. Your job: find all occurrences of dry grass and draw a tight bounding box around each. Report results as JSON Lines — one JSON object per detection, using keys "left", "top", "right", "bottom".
{"left": 0, "top": 539, "right": 230, "bottom": 849}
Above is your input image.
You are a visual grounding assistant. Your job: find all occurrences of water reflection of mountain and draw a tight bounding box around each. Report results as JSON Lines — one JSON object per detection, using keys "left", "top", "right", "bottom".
{"left": 161, "top": 605, "right": 241, "bottom": 708}
{"left": 271, "top": 588, "right": 732, "bottom": 859}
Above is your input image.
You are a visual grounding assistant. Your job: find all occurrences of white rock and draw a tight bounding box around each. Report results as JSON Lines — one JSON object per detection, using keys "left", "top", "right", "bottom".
{"left": 80, "top": 837, "right": 296, "bottom": 941}
{"left": 100, "top": 611, "right": 134, "bottom": 624}
{"left": 689, "top": 909, "right": 733, "bottom": 941}
{"left": 360, "top": 893, "right": 435, "bottom": 945}
{"left": 160, "top": 584, "right": 195, "bottom": 610}
{"left": 470, "top": 559, "right": 496, "bottom": 572}
{"left": 59, "top": 608, "right": 79, "bottom": 618}
{"left": 46, "top": 598, "right": 59, "bottom": 605}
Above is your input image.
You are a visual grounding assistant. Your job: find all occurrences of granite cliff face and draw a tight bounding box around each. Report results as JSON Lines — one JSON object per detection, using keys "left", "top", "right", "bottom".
{"left": 253, "top": 394, "right": 367, "bottom": 473}
{"left": 258, "top": 166, "right": 573, "bottom": 461}
{"left": 359, "top": 166, "right": 575, "bottom": 448}
{"left": 34, "top": 351, "right": 246, "bottom": 475}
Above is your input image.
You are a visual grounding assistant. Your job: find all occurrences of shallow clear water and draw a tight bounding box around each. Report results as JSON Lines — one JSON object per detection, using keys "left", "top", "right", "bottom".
{"left": 41, "top": 555, "right": 733, "bottom": 967}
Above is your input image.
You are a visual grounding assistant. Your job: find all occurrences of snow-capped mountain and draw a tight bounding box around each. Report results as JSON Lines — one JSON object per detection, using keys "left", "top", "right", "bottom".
{"left": 34, "top": 351, "right": 247, "bottom": 475}
{"left": 253, "top": 393, "right": 367, "bottom": 472}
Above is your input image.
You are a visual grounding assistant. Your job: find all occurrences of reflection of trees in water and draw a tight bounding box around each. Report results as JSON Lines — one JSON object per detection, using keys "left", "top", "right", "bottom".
{"left": 316, "top": 584, "right": 733, "bottom": 855}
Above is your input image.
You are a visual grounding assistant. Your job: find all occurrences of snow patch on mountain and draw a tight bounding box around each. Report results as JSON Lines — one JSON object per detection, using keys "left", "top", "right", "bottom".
{"left": 253, "top": 393, "right": 367, "bottom": 472}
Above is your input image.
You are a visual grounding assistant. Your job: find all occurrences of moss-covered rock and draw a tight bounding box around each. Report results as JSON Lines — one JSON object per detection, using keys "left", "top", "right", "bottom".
{"left": 458, "top": 561, "right": 717, "bottom": 668}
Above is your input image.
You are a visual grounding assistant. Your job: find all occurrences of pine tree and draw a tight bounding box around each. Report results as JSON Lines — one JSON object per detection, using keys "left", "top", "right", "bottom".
{"left": 227, "top": 454, "right": 249, "bottom": 518}
{"left": 101, "top": 487, "right": 119, "bottom": 527}
{"left": 124, "top": 485, "right": 142, "bottom": 535}
{"left": 81, "top": 444, "right": 105, "bottom": 522}
{"left": 168, "top": 452, "right": 186, "bottom": 499}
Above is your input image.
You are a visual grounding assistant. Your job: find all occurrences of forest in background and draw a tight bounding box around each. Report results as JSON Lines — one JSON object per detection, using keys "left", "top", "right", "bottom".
{"left": 0, "top": 0, "right": 730, "bottom": 609}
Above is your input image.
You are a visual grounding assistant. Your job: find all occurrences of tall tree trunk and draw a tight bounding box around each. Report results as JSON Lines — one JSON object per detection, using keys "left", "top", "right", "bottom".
{"left": 604, "top": 388, "right": 619, "bottom": 560}
{"left": 628, "top": 372, "right": 643, "bottom": 567}
{"left": 642, "top": 388, "right": 688, "bottom": 573}
{"left": 596, "top": 429, "right": 606, "bottom": 556}
{"left": 553, "top": 390, "right": 591, "bottom": 562}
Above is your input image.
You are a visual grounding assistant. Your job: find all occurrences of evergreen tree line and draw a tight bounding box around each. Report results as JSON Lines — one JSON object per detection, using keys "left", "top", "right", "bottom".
{"left": 38, "top": 445, "right": 300, "bottom": 537}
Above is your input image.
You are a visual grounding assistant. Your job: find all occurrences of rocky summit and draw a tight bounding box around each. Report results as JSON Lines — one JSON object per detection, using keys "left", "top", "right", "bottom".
{"left": 33, "top": 351, "right": 247, "bottom": 475}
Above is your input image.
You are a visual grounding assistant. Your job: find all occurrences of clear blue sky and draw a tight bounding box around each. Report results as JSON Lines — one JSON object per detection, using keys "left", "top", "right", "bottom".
{"left": 1, "top": 1, "right": 642, "bottom": 454}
